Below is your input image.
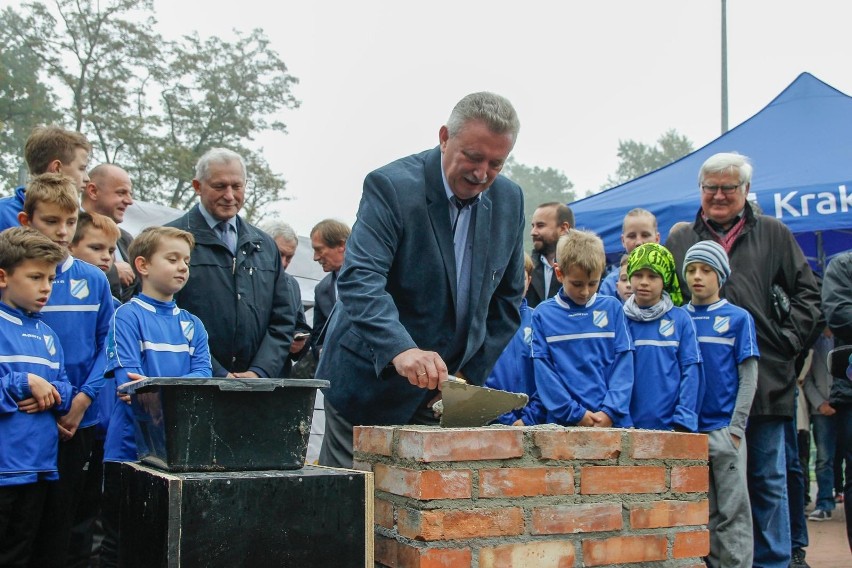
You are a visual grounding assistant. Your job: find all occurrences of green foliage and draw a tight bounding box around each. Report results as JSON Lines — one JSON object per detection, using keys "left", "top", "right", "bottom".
{"left": 0, "top": 7, "right": 62, "bottom": 192}
{"left": 604, "top": 129, "right": 693, "bottom": 189}
{"left": 501, "top": 156, "right": 575, "bottom": 252}
{"left": 1, "top": 0, "right": 299, "bottom": 223}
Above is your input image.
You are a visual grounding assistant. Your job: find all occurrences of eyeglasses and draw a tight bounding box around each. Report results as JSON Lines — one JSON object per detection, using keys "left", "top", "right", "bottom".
{"left": 701, "top": 183, "right": 742, "bottom": 195}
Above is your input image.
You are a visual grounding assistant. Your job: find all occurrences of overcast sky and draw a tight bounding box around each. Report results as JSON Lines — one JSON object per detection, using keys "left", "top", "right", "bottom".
{"left": 42, "top": 1, "right": 852, "bottom": 234}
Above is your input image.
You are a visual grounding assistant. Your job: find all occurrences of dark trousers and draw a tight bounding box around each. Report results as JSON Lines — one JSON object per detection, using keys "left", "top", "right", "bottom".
{"left": 67, "top": 437, "right": 105, "bottom": 568}
{"left": 797, "top": 429, "right": 811, "bottom": 505}
{"left": 98, "top": 462, "right": 121, "bottom": 568}
{"left": 0, "top": 482, "right": 48, "bottom": 567}
{"left": 785, "top": 418, "right": 808, "bottom": 552}
{"left": 834, "top": 405, "right": 852, "bottom": 551}
{"left": 29, "top": 426, "right": 96, "bottom": 568}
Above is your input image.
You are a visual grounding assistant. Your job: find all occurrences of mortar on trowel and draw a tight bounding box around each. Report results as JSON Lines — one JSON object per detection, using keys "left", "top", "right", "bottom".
{"left": 431, "top": 376, "right": 529, "bottom": 428}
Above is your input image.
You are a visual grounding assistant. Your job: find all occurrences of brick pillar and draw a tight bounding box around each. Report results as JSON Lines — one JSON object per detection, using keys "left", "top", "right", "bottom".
{"left": 354, "top": 426, "right": 709, "bottom": 568}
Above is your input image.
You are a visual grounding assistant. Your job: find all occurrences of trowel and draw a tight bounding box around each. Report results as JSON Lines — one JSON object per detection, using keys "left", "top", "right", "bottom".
{"left": 432, "top": 377, "right": 529, "bottom": 428}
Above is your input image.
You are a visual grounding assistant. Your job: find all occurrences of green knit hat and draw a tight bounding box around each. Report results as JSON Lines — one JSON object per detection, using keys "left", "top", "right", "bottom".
{"left": 626, "top": 243, "right": 684, "bottom": 306}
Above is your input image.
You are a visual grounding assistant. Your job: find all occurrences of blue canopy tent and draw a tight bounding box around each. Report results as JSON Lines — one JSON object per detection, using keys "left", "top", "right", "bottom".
{"left": 569, "top": 72, "right": 852, "bottom": 273}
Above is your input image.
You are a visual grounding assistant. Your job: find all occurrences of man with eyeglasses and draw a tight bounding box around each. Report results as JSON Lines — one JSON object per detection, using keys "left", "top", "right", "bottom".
{"left": 166, "top": 147, "right": 296, "bottom": 378}
{"left": 667, "top": 152, "right": 821, "bottom": 568}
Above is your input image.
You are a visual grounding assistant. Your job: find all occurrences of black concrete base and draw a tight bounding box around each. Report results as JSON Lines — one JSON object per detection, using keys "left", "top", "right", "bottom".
{"left": 119, "top": 462, "right": 372, "bottom": 567}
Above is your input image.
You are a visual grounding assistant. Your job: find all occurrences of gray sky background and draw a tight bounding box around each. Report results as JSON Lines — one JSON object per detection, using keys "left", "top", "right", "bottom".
{"left": 35, "top": 1, "right": 852, "bottom": 234}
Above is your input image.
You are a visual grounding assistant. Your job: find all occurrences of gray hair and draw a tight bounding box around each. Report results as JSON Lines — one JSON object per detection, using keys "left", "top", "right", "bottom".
{"left": 446, "top": 92, "right": 520, "bottom": 144}
{"left": 195, "top": 148, "right": 247, "bottom": 183}
{"left": 263, "top": 220, "right": 298, "bottom": 244}
{"left": 698, "top": 152, "right": 753, "bottom": 192}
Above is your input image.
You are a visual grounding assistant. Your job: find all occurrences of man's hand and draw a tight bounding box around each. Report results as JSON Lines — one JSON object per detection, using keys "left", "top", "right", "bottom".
{"left": 115, "top": 260, "right": 136, "bottom": 286}
{"left": 590, "top": 411, "right": 613, "bottom": 428}
{"left": 232, "top": 371, "right": 260, "bottom": 378}
{"left": 730, "top": 433, "right": 741, "bottom": 449}
{"left": 57, "top": 393, "right": 93, "bottom": 440}
{"left": 818, "top": 401, "right": 836, "bottom": 416}
{"left": 19, "top": 374, "right": 60, "bottom": 413}
{"left": 392, "top": 348, "right": 449, "bottom": 391}
{"left": 289, "top": 336, "right": 308, "bottom": 355}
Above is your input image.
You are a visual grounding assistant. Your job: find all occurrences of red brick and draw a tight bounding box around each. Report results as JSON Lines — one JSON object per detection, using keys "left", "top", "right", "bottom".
{"left": 374, "top": 464, "right": 472, "bottom": 500}
{"left": 396, "top": 428, "right": 524, "bottom": 462}
{"left": 397, "top": 507, "right": 524, "bottom": 541}
{"left": 629, "top": 430, "right": 708, "bottom": 460}
{"left": 582, "top": 535, "right": 667, "bottom": 566}
{"left": 580, "top": 466, "right": 666, "bottom": 494}
{"left": 533, "top": 429, "right": 621, "bottom": 460}
{"left": 375, "top": 536, "right": 472, "bottom": 568}
{"left": 671, "top": 466, "right": 710, "bottom": 493}
{"left": 351, "top": 460, "right": 372, "bottom": 472}
{"left": 375, "top": 497, "right": 394, "bottom": 529}
{"left": 673, "top": 530, "right": 711, "bottom": 558}
{"left": 532, "top": 502, "right": 622, "bottom": 535}
{"left": 629, "top": 500, "right": 709, "bottom": 528}
{"left": 353, "top": 425, "right": 394, "bottom": 456}
{"left": 480, "top": 541, "right": 575, "bottom": 568}
{"left": 480, "top": 467, "right": 573, "bottom": 498}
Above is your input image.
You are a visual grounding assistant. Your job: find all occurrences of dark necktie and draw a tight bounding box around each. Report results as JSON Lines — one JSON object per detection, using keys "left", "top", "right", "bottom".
{"left": 217, "top": 221, "right": 236, "bottom": 255}
{"left": 451, "top": 196, "right": 478, "bottom": 235}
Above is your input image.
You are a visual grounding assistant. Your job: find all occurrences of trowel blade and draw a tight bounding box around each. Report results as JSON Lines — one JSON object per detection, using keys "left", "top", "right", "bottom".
{"left": 439, "top": 379, "right": 528, "bottom": 428}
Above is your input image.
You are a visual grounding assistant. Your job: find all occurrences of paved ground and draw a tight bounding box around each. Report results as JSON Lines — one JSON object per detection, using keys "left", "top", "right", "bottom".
{"left": 804, "top": 488, "right": 850, "bottom": 567}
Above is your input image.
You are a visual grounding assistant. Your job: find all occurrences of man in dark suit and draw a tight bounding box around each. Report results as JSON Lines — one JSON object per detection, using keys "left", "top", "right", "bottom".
{"left": 263, "top": 221, "right": 313, "bottom": 376}
{"left": 317, "top": 92, "right": 525, "bottom": 468}
{"left": 309, "top": 219, "right": 350, "bottom": 352}
{"left": 526, "top": 202, "right": 573, "bottom": 308}
{"left": 82, "top": 164, "right": 138, "bottom": 302}
{"left": 166, "top": 148, "right": 296, "bottom": 379}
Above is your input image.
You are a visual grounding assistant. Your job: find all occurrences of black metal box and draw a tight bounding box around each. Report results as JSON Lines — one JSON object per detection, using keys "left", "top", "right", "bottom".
{"left": 119, "top": 462, "right": 373, "bottom": 568}
{"left": 121, "top": 378, "right": 328, "bottom": 472}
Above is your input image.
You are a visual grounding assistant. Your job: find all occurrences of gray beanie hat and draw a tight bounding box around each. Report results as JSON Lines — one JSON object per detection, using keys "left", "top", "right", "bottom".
{"left": 682, "top": 240, "right": 730, "bottom": 287}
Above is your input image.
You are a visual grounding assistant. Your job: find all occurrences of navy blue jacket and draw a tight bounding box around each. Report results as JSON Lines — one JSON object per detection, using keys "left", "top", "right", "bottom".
{"left": 167, "top": 205, "right": 296, "bottom": 378}
{"left": 317, "top": 147, "right": 525, "bottom": 425}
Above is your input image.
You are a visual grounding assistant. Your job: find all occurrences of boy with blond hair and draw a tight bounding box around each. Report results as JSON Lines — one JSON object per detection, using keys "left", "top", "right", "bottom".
{"left": 17, "top": 173, "right": 114, "bottom": 567}
{"left": 0, "top": 126, "right": 91, "bottom": 231}
{"left": 531, "top": 230, "right": 634, "bottom": 427}
{"left": 599, "top": 208, "right": 660, "bottom": 297}
{"left": 683, "top": 240, "right": 758, "bottom": 567}
{"left": 100, "top": 226, "right": 211, "bottom": 568}
{"left": 0, "top": 227, "right": 73, "bottom": 565}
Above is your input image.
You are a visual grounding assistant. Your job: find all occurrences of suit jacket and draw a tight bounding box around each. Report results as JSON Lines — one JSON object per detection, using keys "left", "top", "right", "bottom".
{"left": 316, "top": 147, "right": 525, "bottom": 425}
{"left": 167, "top": 206, "right": 296, "bottom": 377}
{"left": 283, "top": 272, "right": 312, "bottom": 377}
{"left": 525, "top": 251, "right": 561, "bottom": 308}
{"left": 310, "top": 271, "right": 336, "bottom": 355}
{"left": 107, "top": 227, "right": 139, "bottom": 303}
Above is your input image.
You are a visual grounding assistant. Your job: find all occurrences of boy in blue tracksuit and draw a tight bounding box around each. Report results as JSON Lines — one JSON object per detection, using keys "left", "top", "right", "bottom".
{"left": 683, "top": 240, "right": 758, "bottom": 568}
{"left": 623, "top": 243, "right": 702, "bottom": 432}
{"left": 532, "top": 230, "right": 634, "bottom": 427}
{"left": 17, "top": 174, "right": 115, "bottom": 567}
{"left": 0, "top": 226, "right": 73, "bottom": 565}
{"left": 485, "top": 254, "right": 544, "bottom": 425}
{"left": 99, "top": 226, "right": 211, "bottom": 568}
{"left": 66, "top": 211, "right": 123, "bottom": 563}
